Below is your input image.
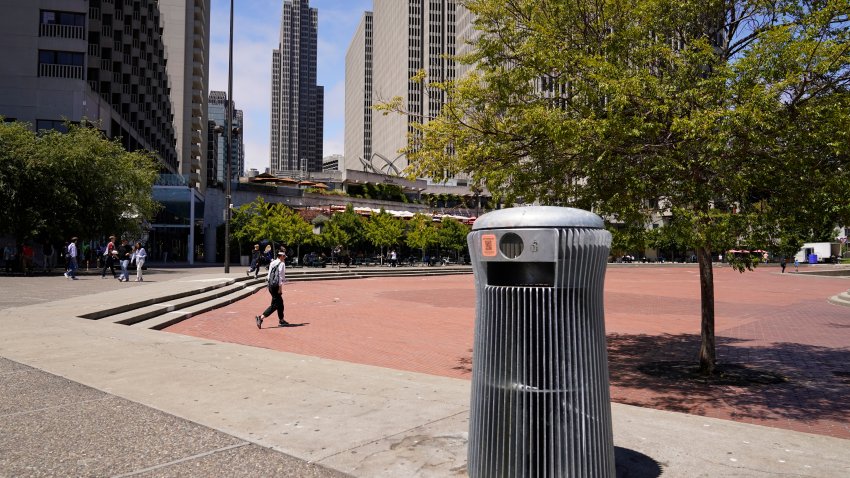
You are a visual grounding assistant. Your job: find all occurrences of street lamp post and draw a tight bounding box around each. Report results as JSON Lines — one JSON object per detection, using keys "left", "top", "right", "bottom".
{"left": 224, "top": 0, "right": 234, "bottom": 273}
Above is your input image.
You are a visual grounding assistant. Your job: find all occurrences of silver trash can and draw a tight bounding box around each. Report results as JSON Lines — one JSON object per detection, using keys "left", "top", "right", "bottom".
{"left": 467, "top": 206, "right": 615, "bottom": 478}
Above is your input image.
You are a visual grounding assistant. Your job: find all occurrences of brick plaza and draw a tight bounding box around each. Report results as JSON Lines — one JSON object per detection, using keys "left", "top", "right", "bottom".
{"left": 167, "top": 265, "right": 850, "bottom": 440}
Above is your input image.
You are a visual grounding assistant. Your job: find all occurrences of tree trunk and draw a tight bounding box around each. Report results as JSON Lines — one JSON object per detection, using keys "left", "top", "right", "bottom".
{"left": 696, "top": 246, "right": 716, "bottom": 375}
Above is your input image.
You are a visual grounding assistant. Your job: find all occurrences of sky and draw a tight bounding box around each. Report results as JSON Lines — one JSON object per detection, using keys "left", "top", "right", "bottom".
{"left": 208, "top": 0, "right": 373, "bottom": 173}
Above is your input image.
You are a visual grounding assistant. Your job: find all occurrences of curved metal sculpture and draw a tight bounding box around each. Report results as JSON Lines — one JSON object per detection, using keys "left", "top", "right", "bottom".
{"left": 358, "top": 151, "right": 406, "bottom": 176}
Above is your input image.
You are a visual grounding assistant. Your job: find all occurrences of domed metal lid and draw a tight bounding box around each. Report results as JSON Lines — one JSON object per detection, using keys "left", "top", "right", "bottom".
{"left": 472, "top": 206, "right": 604, "bottom": 230}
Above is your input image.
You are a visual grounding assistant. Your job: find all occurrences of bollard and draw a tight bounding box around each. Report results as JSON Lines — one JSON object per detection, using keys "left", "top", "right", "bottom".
{"left": 467, "top": 206, "right": 615, "bottom": 477}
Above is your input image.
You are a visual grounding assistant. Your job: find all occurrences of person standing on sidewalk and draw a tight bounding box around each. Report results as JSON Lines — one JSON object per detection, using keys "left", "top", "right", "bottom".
{"left": 132, "top": 242, "right": 147, "bottom": 282}
{"left": 101, "top": 236, "right": 116, "bottom": 279}
{"left": 255, "top": 249, "right": 289, "bottom": 329}
{"left": 117, "top": 239, "right": 133, "bottom": 282}
{"left": 64, "top": 237, "right": 79, "bottom": 280}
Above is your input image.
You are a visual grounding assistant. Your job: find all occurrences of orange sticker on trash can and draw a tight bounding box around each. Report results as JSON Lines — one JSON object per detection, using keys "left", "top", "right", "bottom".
{"left": 481, "top": 234, "right": 497, "bottom": 257}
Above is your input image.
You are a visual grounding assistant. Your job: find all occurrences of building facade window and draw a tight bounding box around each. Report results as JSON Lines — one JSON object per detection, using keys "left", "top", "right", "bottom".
{"left": 36, "top": 119, "right": 75, "bottom": 133}
{"left": 39, "top": 10, "right": 86, "bottom": 39}
{"left": 38, "top": 50, "right": 85, "bottom": 79}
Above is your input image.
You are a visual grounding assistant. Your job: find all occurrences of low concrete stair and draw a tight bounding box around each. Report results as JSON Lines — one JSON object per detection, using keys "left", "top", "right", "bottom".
{"left": 828, "top": 290, "right": 850, "bottom": 307}
{"left": 82, "top": 266, "right": 472, "bottom": 330}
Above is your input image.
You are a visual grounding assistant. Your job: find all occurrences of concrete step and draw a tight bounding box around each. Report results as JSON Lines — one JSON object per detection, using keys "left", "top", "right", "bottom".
{"left": 104, "top": 279, "right": 263, "bottom": 325}
{"left": 103, "top": 267, "right": 471, "bottom": 329}
{"left": 133, "top": 282, "right": 267, "bottom": 330}
{"left": 79, "top": 276, "right": 254, "bottom": 320}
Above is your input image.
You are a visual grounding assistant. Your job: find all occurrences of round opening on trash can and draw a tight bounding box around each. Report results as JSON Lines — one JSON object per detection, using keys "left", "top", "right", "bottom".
{"left": 499, "top": 233, "right": 524, "bottom": 258}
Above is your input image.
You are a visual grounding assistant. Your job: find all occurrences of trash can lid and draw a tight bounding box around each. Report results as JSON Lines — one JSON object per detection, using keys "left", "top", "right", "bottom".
{"left": 472, "top": 206, "right": 604, "bottom": 230}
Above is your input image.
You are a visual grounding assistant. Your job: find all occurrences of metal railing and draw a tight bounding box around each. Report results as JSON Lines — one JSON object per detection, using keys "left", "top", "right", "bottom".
{"left": 39, "top": 23, "right": 85, "bottom": 40}
{"left": 38, "top": 63, "right": 84, "bottom": 79}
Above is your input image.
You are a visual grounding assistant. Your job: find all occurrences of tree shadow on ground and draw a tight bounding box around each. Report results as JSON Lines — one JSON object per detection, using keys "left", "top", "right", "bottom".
{"left": 607, "top": 333, "right": 850, "bottom": 425}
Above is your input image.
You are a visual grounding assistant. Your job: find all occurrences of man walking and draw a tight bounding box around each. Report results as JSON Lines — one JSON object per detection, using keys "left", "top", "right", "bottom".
{"left": 64, "top": 237, "right": 79, "bottom": 280}
{"left": 117, "top": 239, "right": 133, "bottom": 282}
{"left": 255, "top": 248, "right": 289, "bottom": 329}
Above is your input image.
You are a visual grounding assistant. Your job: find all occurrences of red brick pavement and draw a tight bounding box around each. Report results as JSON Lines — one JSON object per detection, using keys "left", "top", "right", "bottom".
{"left": 166, "top": 266, "right": 850, "bottom": 439}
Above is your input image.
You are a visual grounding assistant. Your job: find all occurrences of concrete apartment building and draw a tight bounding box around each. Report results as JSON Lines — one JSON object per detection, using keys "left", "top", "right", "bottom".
{"left": 345, "top": 0, "right": 462, "bottom": 178}
{"left": 159, "top": 0, "right": 211, "bottom": 192}
{"left": 207, "top": 90, "right": 244, "bottom": 186}
{"left": 0, "top": 0, "right": 178, "bottom": 172}
{"left": 270, "top": 0, "right": 324, "bottom": 176}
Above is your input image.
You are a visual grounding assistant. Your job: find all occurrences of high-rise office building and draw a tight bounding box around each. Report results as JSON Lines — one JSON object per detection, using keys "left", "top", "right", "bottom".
{"left": 345, "top": 0, "right": 459, "bottom": 176}
{"left": 344, "top": 11, "right": 373, "bottom": 174}
{"left": 0, "top": 0, "right": 178, "bottom": 171}
{"left": 207, "top": 91, "right": 244, "bottom": 186}
{"left": 270, "top": 0, "right": 324, "bottom": 176}
{"left": 159, "top": 0, "right": 211, "bottom": 192}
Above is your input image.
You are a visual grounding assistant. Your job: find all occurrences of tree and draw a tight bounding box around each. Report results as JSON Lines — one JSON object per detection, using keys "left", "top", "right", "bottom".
{"left": 388, "top": 0, "right": 850, "bottom": 374}
{"left": 279, "top": 206, "right": 313, "bottom": 257}
{"left": 363, "top": 209, "right": 404, "bottom": 264}
{"left": 0, "top": 120, "right": 160, "bottom": 246}
{"left": 330, "top": 204, "right": 366, "bottom": 249}
{"left": 405, "top": 213, "right": 439, "bottom": 261}
{"left": 232, "top": 197, "right": 314, "bottom": 257}
{"left": 437, "top": 218, "right": 470, "bottom": 261}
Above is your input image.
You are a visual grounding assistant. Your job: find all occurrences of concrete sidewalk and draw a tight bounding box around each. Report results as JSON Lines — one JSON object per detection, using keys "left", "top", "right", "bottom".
{"left": 1, "top": 269, "right": 849, "bottom": 477}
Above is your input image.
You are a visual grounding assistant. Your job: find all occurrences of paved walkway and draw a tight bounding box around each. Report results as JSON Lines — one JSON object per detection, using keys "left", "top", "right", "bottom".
{"left": 1, "top": 265, "right": 849, "bottom": 476}
{"left": 167, "top": 266, "right": 850, "bottom": 440}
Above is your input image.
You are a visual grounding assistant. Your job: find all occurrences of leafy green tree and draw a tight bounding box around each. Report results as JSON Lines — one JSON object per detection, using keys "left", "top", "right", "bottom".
{"left": 317, "top": 221, "right": 349, "bottom": 252}
{"left": 330, "top": 204, "right": 366, "bottom": 248}
{"left": 438, "top": 218, "right": 470, "bottom": 261}
{"left": 279, "top": 206, "right": 314, "bottom": 257}
{"left": 231, "top": 202, "right": 261, "bottom": 256}
{"left": 363, "top": 209, "right": 404, "bottom": 263}
{"left": 385, "top": 0, "right": 850, "bottom": 374}
{"left": 0, "top": 120, "right": 160, "bottom": 247}
{"left": 405, "top": 213, "right": 439, "bottom": 261}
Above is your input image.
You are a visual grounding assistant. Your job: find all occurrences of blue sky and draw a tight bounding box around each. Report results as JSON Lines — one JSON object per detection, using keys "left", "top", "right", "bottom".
{"left": 208, "top": 0, "right": 373, "bottom": 172}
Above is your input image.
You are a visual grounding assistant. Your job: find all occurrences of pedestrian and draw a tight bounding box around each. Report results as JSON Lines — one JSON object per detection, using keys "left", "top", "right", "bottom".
{"left": 389, "top": 249, "right": 398, "bottom": 267}
{"left": 255, "top": 248, "right": 289, "bottom": 329}
{"left": 132, "top": 242, "right": 147, "bottom": 282}
{"left": 64, "top": 237, "right": 79, "bottom": 280}
{"left": 794, "top": 258, "right": 799, "bottom": 272}
{"left": 3, "top": 242, "right": 15, "bottom": 273}
{"left": 263, "top": 244, "right": 273, "bottom": 268}
{"left": 42, "top": 240, "right": 54, "bottom": 272}
{"left": 101, "top": 235, "right": 116, "bottom": 278}
{"left": 246, "top": 244, "right": 262, "bottom": 278}
{"left": 780, "top": 257, "right": 787, "bottom": 273}
{"left": 117, "top": 239, "right": 133, "bottom": 282}
{"left": 21, "top": 243, "right": 34, "bottom": 275}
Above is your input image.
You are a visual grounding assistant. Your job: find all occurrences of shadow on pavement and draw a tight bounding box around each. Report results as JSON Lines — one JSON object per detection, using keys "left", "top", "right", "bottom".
{"left": 607, "top": 333, "right": 850, "bottom": 425}
{"left": 615, "top": 446, "right": 663, "bottom": 478}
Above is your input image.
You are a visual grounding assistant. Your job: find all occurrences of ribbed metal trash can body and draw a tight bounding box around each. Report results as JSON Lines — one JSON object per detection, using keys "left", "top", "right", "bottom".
{"left": 467, "top": 206, "right": 615, "bottom": 478}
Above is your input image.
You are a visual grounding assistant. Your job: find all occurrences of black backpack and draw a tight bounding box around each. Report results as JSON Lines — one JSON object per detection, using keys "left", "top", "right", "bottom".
{"left": 268, "top": 261, "right": 280, "bottom": 289}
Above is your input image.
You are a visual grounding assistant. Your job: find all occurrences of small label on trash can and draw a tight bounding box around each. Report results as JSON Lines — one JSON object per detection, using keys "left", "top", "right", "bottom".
{"left": 481, "top": 234, "right": 497, "bottom": 257}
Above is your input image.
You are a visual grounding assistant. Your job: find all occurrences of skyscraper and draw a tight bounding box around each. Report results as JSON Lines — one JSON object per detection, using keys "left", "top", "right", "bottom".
{"left": 345, "top": 0, "right": 460, "bottom": 176}
{"left": 208, "top": 91, "right": 244, "bottom": 186}
{"left": 344, "top": 11, "right": 373, "bottom": 173}
{"left": 159, "top": 0, "right": 211, "bottom": 192}
{"left": 270, "top": 0, "right": 324, "bottom": 176}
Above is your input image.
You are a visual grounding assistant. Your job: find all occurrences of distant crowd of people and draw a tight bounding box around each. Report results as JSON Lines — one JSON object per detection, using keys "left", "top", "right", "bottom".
{"left": 2, "top": 235, "right": 149, "bottom": 282}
